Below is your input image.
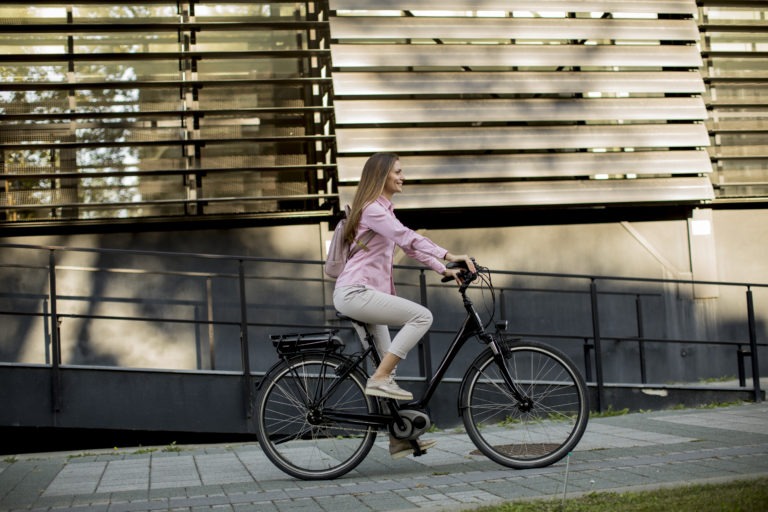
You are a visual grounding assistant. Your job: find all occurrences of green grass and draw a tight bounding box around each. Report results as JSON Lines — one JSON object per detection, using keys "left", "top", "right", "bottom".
{"left": 590, "top": 405, "right": 630, "bottom": 418}
{"left": 132, "top": 447, "right": 158, "bottom": 455}
{"left": 161, "top": 441, "right": 183, "bottom": 453}
{"left": 472, "top": 477, "right": 768, "bottom": 512}
{"left": 699, "top": 375, "right": 737, "bottom": 384}
{"left": 427, "top": 423, "right": 442, "bottom": 433}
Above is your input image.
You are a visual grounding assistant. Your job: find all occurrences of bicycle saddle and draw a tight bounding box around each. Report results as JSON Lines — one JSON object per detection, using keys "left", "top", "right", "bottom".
{"left": 336, "top": 312, "right": 366, "bottom": 326}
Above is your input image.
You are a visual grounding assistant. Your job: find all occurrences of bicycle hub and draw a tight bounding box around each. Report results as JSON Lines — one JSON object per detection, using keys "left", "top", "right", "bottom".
{"left": 517, "top": 398, "right": 534, "bottom": 413}
{"left": 306, "top": 408, "right": 323, "bottom": 425}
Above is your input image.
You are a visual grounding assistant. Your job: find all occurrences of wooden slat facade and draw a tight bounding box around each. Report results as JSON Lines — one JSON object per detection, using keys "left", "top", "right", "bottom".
{"left": 339, "top": 178, "right": 715, "bottom": 209}
{"left": 330, "top": 0, "right": 713, "bottom": 210}
{"left": 330, "top": 17, "right": 701, "bottom": 42}
{"left": 0, "top": 2, "right": 337, "bottom": 227}
{"left": 335, "top": 125, "right": 711, "bottom": 153}
{"left": 329, "top": 0, "right": 699, "bottom": 15}
{"left": 2, "top": 1, "right": 765, "bottom": 230}
{"left": 334, "top": 98, "right": 708, "bottom": 124}
{"left": 700, "top": 1, "right": 768, "bottom": 200}
{"left": 332, "top": 71, "right": 706, "bottom": 95}
{"left": 337, "top": 151, "right": 713, "bottom": 182}
{"left": 330, "top": 45, "right": 704, "bottom": 69}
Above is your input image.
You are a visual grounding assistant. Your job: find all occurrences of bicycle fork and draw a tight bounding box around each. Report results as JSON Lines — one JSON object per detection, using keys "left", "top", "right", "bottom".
{"left": 489, "top": 337, "right": 534, "bottom": 411}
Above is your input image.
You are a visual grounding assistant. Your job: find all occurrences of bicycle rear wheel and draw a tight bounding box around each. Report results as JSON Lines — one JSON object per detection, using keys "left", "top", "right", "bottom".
{"left": 255, "top": 353, "right": 378, "bottom": 480}
{"left": 460, "top": 339, "right": 589, "bottom": 469}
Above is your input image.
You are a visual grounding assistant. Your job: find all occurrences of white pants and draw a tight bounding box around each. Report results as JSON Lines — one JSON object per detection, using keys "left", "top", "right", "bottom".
{"left": 333, "top": 285, "right": 433, "bottom": 359}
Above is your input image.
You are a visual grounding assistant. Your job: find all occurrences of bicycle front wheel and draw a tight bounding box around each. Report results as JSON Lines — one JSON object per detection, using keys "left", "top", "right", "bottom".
{"left": 255, "top": 353, "right": 378, "bottom": 480}
{"left": 460, "top": 339, "right": 589, "bottom": 469}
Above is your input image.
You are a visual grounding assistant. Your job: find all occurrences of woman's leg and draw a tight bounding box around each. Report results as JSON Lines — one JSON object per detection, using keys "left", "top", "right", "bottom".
{"left": 373, "top": 352, "right": 401, "bottom": 380}
{"left": 334, "top": 285, "right": 438, "bottom": 454}
{"left": 350, "top": 322, "right": 393, "bottom": 361}
{"left": 334, "top": 286, "right": 433, "bottom": 398}
{"left": 334, "top": 286, "right": 432, "bottom": 359}
{"left": 349, "top": 323, "right": 401, "bottom": 380}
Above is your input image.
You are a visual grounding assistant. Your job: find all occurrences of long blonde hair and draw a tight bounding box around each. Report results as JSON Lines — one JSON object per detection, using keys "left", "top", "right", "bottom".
{"left": 343, "top": 152, "right": 399, "bottom": 245}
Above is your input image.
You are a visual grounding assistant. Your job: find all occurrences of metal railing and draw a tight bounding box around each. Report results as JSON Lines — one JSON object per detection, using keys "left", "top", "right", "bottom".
{"left": 0, "top": 242, "right": 764, "bottom": 416}
{"left": 489, "top": 271, "right": 766, "bottom": 411}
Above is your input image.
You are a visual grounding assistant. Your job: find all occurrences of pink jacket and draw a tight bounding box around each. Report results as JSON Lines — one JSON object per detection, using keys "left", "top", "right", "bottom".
{"left": 335, "top": 196, "right": 448, "bottom": 294}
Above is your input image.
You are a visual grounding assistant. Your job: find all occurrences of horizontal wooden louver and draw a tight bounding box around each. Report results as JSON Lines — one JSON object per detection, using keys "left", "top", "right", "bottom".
{"left": 700, "top": 1, "right": 768, "bottom": 200}
{"left": 380, "top": 178, "right": 714, "bottom": 210}
{"left": 332, "top": 71, "right": 706, "bottom": 95}
{"left": 336, "top": 125, "right": 710, "bottom": 153}
{"left": 335, "top": 98, "right": 708, "bottom": 124}
{"left": 330, "top": 0, "right": 698, "bottom": 15}
{"left": 331, "top": 45, "right": 704, "bottom": 69}
{"left": 0, "top": 2, "right": 336, "bottom": 227}
{"left": 338, "top": 152, "right": 712, "bottom": 181}
{"left": 330, "top": 17, "right": 701, "bottom": 41}
{"left": 330, "top": 0, "right": 714, "bottom": 211}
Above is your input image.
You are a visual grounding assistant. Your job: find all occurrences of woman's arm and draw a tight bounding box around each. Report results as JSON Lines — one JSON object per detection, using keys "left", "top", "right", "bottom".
{"left": 363, "top": 201, "right": 448, "bottom": 273}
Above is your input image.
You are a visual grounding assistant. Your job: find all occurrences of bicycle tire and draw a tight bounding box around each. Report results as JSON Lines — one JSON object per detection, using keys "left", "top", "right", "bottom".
{"left": 460, "top": 338, "right": 589, "bottom": 469}
{"left": 255, "top": 353, "right": 378, "bottom": 480}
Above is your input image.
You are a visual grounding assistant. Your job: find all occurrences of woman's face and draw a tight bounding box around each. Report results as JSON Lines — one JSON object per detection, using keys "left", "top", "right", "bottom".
{"left": 382, "top": 160, "right": 404, "bottom": 199}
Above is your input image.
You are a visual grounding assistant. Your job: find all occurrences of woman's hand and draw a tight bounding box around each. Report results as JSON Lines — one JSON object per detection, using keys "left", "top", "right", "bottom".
{"left": 445, "top": 253, "right": 476, "bottom": 272}
{"left": 443, "top": 253, "right": 476, "bottom": 285}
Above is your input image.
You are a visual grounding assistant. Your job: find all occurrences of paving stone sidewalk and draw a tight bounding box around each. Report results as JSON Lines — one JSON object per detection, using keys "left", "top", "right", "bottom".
{"left": 1, "top": 402, "right": 767, "bottom": 512}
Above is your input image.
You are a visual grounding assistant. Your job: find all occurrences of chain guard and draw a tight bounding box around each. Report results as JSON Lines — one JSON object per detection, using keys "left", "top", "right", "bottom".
{"left": 389, "top": 409, "right": 432, "bottom": 440}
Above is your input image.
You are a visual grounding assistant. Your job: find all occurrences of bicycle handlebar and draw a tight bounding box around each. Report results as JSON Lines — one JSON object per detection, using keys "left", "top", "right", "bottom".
{"left": 440, "top": 258, "right": 495, "bottom": 328}
{"left": 440, "top": 259, "right": 482, "bottom": 285}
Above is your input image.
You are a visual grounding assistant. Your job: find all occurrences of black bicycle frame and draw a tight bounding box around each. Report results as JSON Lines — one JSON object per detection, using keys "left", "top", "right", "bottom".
{"left": 411, "top": 299, "right": 486, "bottom": 408}
{"left": 288, "top": 284, "right": 531, "bottom": 430}
{"left": 411, "top": 290, "right": 530, "bottom": 409}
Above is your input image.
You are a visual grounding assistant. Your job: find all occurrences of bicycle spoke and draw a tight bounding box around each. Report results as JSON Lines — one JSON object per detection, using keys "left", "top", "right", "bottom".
{"left": 462, "top": 342, "right": 588, "bottom": 469}
{"left": 255, "top": 355, "right": 378, "bottom": 480}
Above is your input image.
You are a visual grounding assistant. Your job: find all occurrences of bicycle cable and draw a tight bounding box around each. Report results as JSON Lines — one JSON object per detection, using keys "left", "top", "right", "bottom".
{"left": 461, "top": 264, "right": 495, "bottom": 330}
{"left": 447, "top": 260, "right": 497, "bottom": 330}
{"left": 476, "top": 265, "right": 496, "bottom": 330}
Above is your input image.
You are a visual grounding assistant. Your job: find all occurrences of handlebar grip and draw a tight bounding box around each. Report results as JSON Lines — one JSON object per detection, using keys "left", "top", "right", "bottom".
{"left": 441, "top": 259, "right": 480, "bottom": 283}
{"left": 442, "top": 261, "right": 465, "bottom": 282}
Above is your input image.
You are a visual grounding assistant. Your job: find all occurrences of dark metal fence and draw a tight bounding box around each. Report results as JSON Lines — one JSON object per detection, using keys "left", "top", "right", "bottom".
{"left": 0, "top": 243, "right": 765, "bottom": 419}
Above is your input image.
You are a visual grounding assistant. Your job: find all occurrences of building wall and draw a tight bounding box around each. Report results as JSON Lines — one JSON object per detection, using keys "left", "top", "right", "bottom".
{"left": 2, "top": 208, "right": 766, "bottom": 386}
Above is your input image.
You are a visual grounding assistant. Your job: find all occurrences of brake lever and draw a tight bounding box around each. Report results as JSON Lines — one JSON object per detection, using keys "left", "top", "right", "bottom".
{"left": 441, "top": 272, "right": 459, "bottom": 283}
{"left": 441, "top": 269, "right": 476, "bottom": 284}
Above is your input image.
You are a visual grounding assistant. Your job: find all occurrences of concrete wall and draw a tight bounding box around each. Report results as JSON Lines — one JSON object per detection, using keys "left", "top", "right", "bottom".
{"left": 1, "top": 208, "right": 766, "bottom": 388}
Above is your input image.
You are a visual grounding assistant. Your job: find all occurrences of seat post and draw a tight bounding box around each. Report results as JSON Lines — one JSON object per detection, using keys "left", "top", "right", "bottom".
{"left": 336, "top": 313, "right": 380, "bottom": 366}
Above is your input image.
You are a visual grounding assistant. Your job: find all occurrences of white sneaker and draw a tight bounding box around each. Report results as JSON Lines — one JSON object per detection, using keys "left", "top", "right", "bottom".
{"left": 365, "top": 376, "right": 413, "bottom": 400}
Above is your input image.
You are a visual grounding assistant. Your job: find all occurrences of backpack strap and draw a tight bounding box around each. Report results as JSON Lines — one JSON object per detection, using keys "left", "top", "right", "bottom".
{"left": 349, "top": 229, "right": 374, "bottom": 257}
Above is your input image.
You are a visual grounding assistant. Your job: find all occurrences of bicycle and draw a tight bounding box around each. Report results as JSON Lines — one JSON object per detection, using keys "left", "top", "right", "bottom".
{"left": 254, "top": 260, "right": 589, "bottom": 480}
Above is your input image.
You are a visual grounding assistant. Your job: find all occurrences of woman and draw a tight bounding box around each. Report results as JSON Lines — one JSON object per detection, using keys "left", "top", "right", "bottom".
{"left": 333, "top": 152, "right": 475, "bottom": 459}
